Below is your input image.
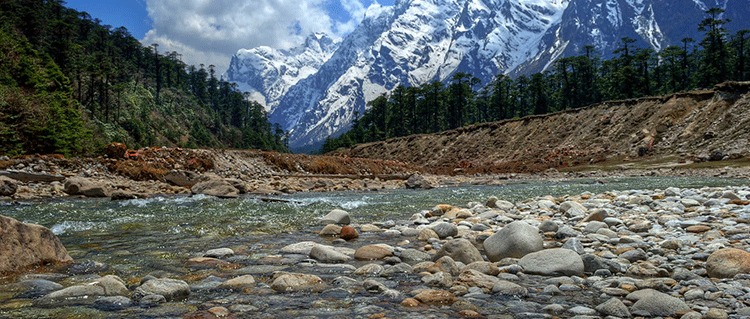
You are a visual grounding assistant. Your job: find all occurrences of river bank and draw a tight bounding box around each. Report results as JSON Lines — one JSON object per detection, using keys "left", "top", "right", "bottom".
{"left": 1, "top": 181, "right": 750, "bottom": 318}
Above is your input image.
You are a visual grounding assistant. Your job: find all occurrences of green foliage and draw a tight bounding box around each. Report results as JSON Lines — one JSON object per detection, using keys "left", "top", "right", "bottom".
{"left": 0, "top": 0, "right": 288, "bottom": 156}
{"left": 322, "top": 7, "right": 750, "bottom": 153}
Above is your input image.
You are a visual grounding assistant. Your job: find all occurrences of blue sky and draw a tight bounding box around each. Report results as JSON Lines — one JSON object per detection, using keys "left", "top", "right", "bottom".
{"left": 63, "top": 0, "right": 395, "bottom": 71}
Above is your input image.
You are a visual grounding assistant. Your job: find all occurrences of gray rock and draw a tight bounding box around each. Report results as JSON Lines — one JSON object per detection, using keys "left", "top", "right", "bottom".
{"left": 218, "top": 275, "right": 256, "bottom": 290}
{"left": 433, "top": 238, "right": 483, "bottom": 264}
{"left": 135, "top": 278, "right": 190, "bottom": 301}
{"left": 14, "top": 279, "right": 63, "bottom": 299}
{"left": 583, "top": 221, "right": 608, "bottom": 234}
{"left": 139, "top": 294, "right": 166, "bottom": 308}
{"left": 560, "top": 201, "right": 587, "bottom": 217}
{"left": 595, "top": 297, "right": 630, "bottom": 318}
{"left": 164, "top": 170, "right": 200, "bottom": 187}
{"left": 422, "top": 272, "right": 453, "bottom": 287}
{"left": 538, "top": 220, "right": 559, "bottom": 233}
{"left": 561, "top": 238, "right": 585, "bottom": 255}
{"left": 491, "top": 280, "right": 528, "bottom": 296}
{"left": 582, "top": 254, "right": 622, "bottom": 274}
{"left": 518, "top": 248, "right": 584, "bottom": 276}
{"left": 627, "top": 289, "right": 690, "bottom": 317}
{"left": 310, "top": 245, "right": 352, "bottom": 263}
{"left": 321, "top": 209, "right": 351, "bottom": 225}
{"left": 620, "top": 248, "right": 648, "bottom": 262}
{"left": 270, "top": 272, "right": 326, "bottom": 292}
{"left": 568, "top": 306, "right": 597, "bottom": 316}
{"left": 204, "top": 248, "right": 234, "bottom": 258}
{"left": 37, "top": 275, "right": 128, "bottom": 306}
{"left": 398, "top": 248, "right": 431, "bottom": 264}
{"left": 405, "top": 174, "right": 433, "bottom": 189}
{"left": 63, "top": 177, "right": 110, "bottom": 197}
{"left": 483, "top": 221, "right": 543, "bottom": 262}
{"left": 432, "top": 222, "right": 458, "bottom": 239}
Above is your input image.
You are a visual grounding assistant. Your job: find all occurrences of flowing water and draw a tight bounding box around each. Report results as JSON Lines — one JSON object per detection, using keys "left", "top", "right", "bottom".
{"left": 1, "top": 176, "right": 748, "bottom": 318}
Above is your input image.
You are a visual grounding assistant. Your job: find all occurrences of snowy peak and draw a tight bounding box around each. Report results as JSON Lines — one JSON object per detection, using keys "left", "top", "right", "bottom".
{"left": 225, "top": 33, "right": 340, "bottom": 110}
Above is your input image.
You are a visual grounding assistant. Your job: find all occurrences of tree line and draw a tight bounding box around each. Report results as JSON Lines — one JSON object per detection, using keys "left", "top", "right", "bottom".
{"left": 0, "top": 0, "right": 288, "bottom": 156}
{"left": 322, "top": 8, "right": 749, "bottom": 153}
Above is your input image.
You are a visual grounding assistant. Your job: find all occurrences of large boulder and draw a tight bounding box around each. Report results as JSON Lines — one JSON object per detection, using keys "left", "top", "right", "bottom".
{"left": 706, "top": 248, "right": 750, "bottom": 278}
{"left": 320, "top": 209, "right": 351, "bottom": 225}
{"left": 63, "top": 177, "right": 110, "bottom": 197}
{"left": 483, "top": 221, "right": 543, "bottom": 262}
{"left": 518, "top": 248, "right": 585, "bottom": 276}
{"left": 191, "top": 179, "right": 239, "bottom": 198}
{"left": 0, "top": 176, "right": 18, "bottom": 196}
{"left": 433, "top": 238, "right": 483, "bottom": 265}
{"left": 0, "top": 215, "right": 72, "bottom": 274}
{"left": 627, "top": 289, "right": 690, "bottom": 317}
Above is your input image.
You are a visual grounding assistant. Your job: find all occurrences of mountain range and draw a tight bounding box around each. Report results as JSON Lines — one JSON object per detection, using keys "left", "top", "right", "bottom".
{"left": 227, "top": 0, "right": 750, "bottom": 152}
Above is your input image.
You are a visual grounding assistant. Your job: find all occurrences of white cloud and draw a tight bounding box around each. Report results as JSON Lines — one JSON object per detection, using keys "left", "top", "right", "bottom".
{"left": 142, "top": 0, "right": 349, "bottom": 73}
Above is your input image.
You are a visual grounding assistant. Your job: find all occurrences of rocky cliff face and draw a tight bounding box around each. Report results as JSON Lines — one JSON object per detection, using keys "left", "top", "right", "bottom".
{"left": 339, "top": 83, "right": 750, "bottom": 173}
{"left": 228, "top": 0, "right": 750, "bottom": 151}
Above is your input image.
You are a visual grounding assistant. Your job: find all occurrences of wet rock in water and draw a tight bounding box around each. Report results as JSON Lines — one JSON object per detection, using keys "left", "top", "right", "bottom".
{"left": 595, "top": 297, "right": 630, "bottom": 318}
{"left": 191, "top": 178, "right": 239, "bottom": 198}
{"left": 36, "top": 275, "right": 128, "bottom": 307}
{"left": 280, "top": 241, "right": 319, "bottom": 255}
{"left": 418, "top": 228, "right": 440, "bottom": 241}
{"left": 218, "top": 275, "right": 256, "bottom": 290}
{"left": 355, "top": 263, "right": 384, "bottom": 276}
{"left": 0, "top": 176, "right": 18, "bottom": 196}
{"left": 63, "top": 177, "right": 110, "bottom": 197}
{"left": 340, "top": 225, "right": 359, "bottom": 240}
{"left": 204, "top": 248, "right": 234, "bottom": 258}
{"left": 93, "top": 296, "right": 132, "bottom": 311}
{"left": 271, "top": 272, "right": 326, "bottom": 293}
{"left": 457, "top": 269, "right": 500, "bottom": 292}
{"left": 134, "top": 278, "right": 190, "bottom": 301}
{"left": 355, "top": 244, "right": 394, "bottom": 260}
{"left": 139, "top": 294, "right": 166, "bottom": 308}
{"left": 431, "top": 222, "right": 458, "bottom": 239}
{"left": 0, "top": 215, "right": 72, "bottom": 274}
{"left": 405, "top": 174, "right": 434, "bottom": 189}
{"left": 310, "top": 245, "right": 352, "bottom": 263}
{"left": 422, "top": 271, "right": 453, "bottom": 287}
{"left": 321, "top": 209, "right": 351, "bottom": 225}
{"left": 433, "top": 238, "right": 483, "bottom": 265}
{"left": 413, "top": 289, "right": 456, "bottom": 305}
{"left": 483, "top": 221, "right": 543, "bottom": 262}
{"left": 627, "top": 289, "right": 690, "bottom": 317}
{"left": 110, "top": 191, "right": 146, "bottom": 200}
{"left": 559, "top": 201, "right": 587, "bottom": 218}
{"left": 706, "top": 248, "right": 750, "bottom": 278}
{"left": 518, "top": 248, "right": 584, "bottom": 276}
{"left": 13, "top": 279, "right": 64, "bottom": 299}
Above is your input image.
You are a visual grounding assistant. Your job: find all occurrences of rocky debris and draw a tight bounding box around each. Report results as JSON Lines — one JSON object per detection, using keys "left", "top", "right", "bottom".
{"left": 0, "top": 215, "right": 72, "bottom": 274}
{"left": 104, "top": 142, "right": 128, "bottom": 159}
{"left": 405, "top": 174, "right": 434, "bottom": 189}
{"left": 270, "top": 272, "right": 326, "bottom": 292}
{"left": 134, "top": 278, "right": 190, "bottom": 301}
{"left": 518, "top": 248, "right": 585, "bottom": 276}
{"left": 706, "top": 248, "right": 750, "bottom": 278}
{"left": 483, "top": 221, "right": 543, "bottom": 261}
{"left": 0, "top": 170, "right": 65, "bottom": 183}
{"left": 63, "top": 177, "right": 110, "bottom": 197}
{"left": 0, "top": 175, "right": 18, "bottom": 196}
{"left": 320, "top": 209, "right": 351, "bottom": 225}
{"left": 190, "top": 177, "right": 239, "bottom": 198}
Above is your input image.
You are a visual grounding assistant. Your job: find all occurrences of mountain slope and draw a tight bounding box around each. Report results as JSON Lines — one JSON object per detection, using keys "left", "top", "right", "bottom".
{"left": 338, "top": 83, "right": 750, "bottom": 173}
{"left": 228, "top": 0, "right": 750, "bottom": 151}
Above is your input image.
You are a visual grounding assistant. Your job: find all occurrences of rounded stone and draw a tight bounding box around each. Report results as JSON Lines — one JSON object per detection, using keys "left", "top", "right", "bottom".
{"left": 483, "top": 221, "right": 543, "bottom": 262}
{"left": 432, "top": 222, "right": 458, "bottom": 239}
{"left": 320, "top": 209, "right": 351, "bottom": 225}
{"left": 354, "top": 244, "right": 394, "bottom": 260}
{"left": 517, "top": 248, "right": 584, "bottom": 276}
{"left": 706, "top": 248, "right": 750, "bottom": 278}
{"left": 433, "top": 238, "right": 483, "bottom": 265}
{"left": 340, "top": 225, "right": 359, "bottom": 240}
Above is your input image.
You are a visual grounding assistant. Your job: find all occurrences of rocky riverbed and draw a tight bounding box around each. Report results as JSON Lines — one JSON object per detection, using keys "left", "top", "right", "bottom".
{"left": 2, "top": 184, "right": 750, "bottom": 318}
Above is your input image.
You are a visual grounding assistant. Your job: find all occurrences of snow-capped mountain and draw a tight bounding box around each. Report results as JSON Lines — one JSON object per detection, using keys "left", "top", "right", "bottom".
{"left": 225, "top": 33, "right": 339, "bottom": 111}
{"left": 227, "top": 0, "right": 750, "bottom": 151}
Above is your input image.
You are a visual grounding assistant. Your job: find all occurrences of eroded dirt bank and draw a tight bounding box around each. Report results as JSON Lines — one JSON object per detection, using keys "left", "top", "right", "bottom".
{"left": 339, "top": 82, "right": 750, "bottom": 174}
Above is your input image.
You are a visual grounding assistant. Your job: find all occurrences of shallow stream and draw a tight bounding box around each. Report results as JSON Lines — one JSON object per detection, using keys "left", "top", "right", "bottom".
{"left": 1, "top": 176, "right": 748, "bottom": 318}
